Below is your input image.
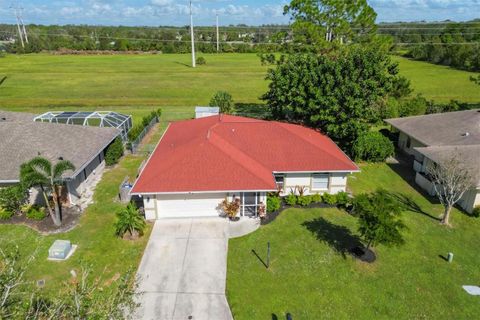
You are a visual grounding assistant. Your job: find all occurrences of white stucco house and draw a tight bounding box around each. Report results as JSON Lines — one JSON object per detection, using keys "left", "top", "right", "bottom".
{"left": 386, "top": 109, "right": 480, "bottom": 213}
{"left": 131, "top": 115, "right": 359, "bottom": 220}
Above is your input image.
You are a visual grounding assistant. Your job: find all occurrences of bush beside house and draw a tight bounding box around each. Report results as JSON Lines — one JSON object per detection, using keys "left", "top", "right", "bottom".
{"left": 105, "top": 137, "right": 124, "bottom": 166}
{"left": 353, "top": 131, "right": 395, "bottom": 162}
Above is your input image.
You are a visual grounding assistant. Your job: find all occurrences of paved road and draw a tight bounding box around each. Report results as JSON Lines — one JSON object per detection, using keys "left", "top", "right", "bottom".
{"left": 135, "top": 218, "right": 233, "bottom": 320}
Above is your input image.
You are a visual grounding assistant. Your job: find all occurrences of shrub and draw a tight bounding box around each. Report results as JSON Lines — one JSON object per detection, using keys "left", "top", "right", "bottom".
{"left": 115, "top": 203, "right": 146, "bottom": 238}
{"left": 127, "top": 109, "right": 162, "bottom": 143}
{"left": 196, "top": 56, "right": 206, "bottom": 65}
{"left": 0, "top": 207, "right": 13, "bottom": 220}
{"left": 26, "top": 206, "right": 46, "bottom": 220}
{"left": 266, "top": 195, "right": 281, "bottom": 213}
{"left": 322, "top": 193, "right": 337, "bottom": 205}
{"left": 0, "top": 185, "right": 26, "bottom": 214}
{"left": 472, "top": 206, "right": 480, "bottom": 218}
{"left": 209, "top": 91, "right": 234, "bottom": 114}
{"left": 284, "top": 193, "right": 297, "bottom": 206}
{"left": 220, "top": 197, "right": 241, "bottom": 219}
{"left": 352, "top": 131, "right": 395, "bottom": 162}
{"left": 105, "top": 137, "right": 124, "bottom": 166}
{"left": 311, "top": 193, "right": 322, "bottom": 203}
{"left": 297, "top": 195, "right": 312, "bottom": 207}
{"left": 336, "top": 191, "right": 350, "bottom": 208}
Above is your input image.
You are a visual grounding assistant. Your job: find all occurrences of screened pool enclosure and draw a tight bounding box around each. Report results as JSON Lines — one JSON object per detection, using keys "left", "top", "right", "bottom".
{"left": 34, "top": 111, "right": 132, "bottom": 141}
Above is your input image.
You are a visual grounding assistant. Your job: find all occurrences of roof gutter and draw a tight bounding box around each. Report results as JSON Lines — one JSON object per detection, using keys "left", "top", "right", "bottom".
{"left": 130, "top": 189, "right": 278, "bottom": 196}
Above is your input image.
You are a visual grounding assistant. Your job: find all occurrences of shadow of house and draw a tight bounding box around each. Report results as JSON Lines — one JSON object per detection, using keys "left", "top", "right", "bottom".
{"left": 302, "top": 217, "right": 362, "bottom": 258}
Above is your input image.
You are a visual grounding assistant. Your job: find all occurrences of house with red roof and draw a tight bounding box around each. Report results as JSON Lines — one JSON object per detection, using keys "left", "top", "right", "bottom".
{"left": 131, "top": 115, "right": 359, "bottom": 219}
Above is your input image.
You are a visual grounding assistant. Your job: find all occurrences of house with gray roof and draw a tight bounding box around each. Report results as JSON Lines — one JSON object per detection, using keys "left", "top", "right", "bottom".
{"left": 386, "top": 109, "right": 480, "bottom": 213}
{"left": 0, "top": 110, "right": 121, "bottom": 206}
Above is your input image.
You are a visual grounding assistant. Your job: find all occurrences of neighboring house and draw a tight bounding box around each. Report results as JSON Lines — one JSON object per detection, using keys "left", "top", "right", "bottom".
{"left": 0, "top": 110, "right": 121, "bottom": 206}
{"left": 386, "top": 109, "right": 480, "bottom": 213}
{"left": 131, "top": 115, "right": 359, "bottom": 220}
{"left": 195, "top": 106, "right": 220, "bottom": 119}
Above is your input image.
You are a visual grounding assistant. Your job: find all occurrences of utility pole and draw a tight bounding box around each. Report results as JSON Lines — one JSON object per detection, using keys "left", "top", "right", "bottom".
{"left": 19, "top": 9, "right": 28, "bottom": 44}
{"left": 216, "top": 13, "right": 219, "bottom": 53}
{"left": 13, "top": 8, "right": 24, "bottom": 48}
{"left": 189, "top": 0, "right": 196, "bottom": 68}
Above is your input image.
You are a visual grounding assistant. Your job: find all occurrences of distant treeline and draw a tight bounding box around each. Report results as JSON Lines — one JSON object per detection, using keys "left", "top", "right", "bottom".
{"left": 0, "top": 24, "right": 283, "bottom": 54}
{"left": 1, "top": 21, "right": 480, "bottom": 71}
{"left": 379, "top": 20, "right": 480, "bottom": 72}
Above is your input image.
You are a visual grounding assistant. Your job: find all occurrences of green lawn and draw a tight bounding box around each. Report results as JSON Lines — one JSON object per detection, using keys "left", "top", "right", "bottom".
{"left": 0, "top": 153, "right": 152, "bottom": 293}
{"left": 227, "top": 162, "right": 480, "bottom": 319}
{"left": 393, "top": 56, "right": 480, "bottom": 103}
{"left": 0, "top": 54, "right": 479, "bottom": 122}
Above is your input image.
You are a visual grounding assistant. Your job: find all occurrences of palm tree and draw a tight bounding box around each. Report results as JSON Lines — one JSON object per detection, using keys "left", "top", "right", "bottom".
{"left": 114, "top": 203, "right": 146, "bottom": 238}
{"left": 20, "top": 157, "right": 75, "bottom": 227}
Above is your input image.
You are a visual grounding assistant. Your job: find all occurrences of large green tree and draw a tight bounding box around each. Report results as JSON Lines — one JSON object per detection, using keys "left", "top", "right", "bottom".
{"left": 262, "top": 47, "right": 400, "bottom": 150}
{"left": 284, "top": 0, "right": 377, "bottom": 49}
{"left": 20, "top": 157, "right": 75, "bottom": 227}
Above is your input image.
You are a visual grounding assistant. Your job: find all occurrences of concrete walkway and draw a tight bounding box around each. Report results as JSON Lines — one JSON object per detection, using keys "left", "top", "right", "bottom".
{"left": 135, "top": 218, "right": 233, "bottom": 320}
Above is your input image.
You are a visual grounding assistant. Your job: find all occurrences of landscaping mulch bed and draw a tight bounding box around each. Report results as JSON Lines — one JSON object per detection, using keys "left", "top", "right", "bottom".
{"left": 0, "top": 206, "right": 83, "bottom": 235}
{"left": 350, "top": 246, "right": 376, "bottom": 263}
{"left": 261, "top": 202, "right": 335, "bottom": 225}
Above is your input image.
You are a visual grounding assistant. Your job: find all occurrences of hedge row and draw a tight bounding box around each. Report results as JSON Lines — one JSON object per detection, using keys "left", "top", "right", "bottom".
{"left": 128, "top": 109, "right": 162, "bottom": 143}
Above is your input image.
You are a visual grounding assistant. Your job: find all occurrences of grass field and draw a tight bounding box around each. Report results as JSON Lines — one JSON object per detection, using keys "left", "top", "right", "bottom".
{"left": 0, "top": 53, "right": 479, "bottom": 123}
{"left": 227, "top": 162, "right": 480, "bottom": 319}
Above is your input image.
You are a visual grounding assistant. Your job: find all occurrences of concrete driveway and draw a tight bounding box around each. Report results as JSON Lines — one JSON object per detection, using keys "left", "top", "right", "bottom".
{"left": 135, "top": 218, "right": 233, "bottom": 320}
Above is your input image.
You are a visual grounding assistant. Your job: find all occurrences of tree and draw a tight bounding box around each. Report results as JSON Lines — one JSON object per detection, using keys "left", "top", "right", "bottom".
{"left": 262, "top": 47, "right": 400, "bottom": 150}
{"left": 353, "top": 190, "right": 406, "bottom": 251}
{"left": 209, "top": 91, "right": 234, "bottom": 114}
{"left": 352, "top": 131, "right": 394, "bottom": 162}
{"left": 284, "top": 0, "right": 377, "bottom": 49}
{"left": 115, "top": 203, "right": 146, "bottom": 239}
{"left": 20, "top": 157, "right": 75, "bottom": 227}
{"left": 427, "top": 155, "right": 475, "bottom": 225}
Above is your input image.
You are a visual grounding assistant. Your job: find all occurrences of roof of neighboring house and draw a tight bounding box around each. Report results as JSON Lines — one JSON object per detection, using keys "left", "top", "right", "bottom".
{"left": 0, "top": 120, "right": 120, "bottom": 182}
{"left": 415, "top": 145, "right": 480, "bottom": 186}
{"left": 132, "top": 115, "right": 358, "bottom": 194}
{"left": 0, "top": 110, "right": 36, "bottom": 123}
{"left": 385, "top": 109, "right": 480, "bottom": 147}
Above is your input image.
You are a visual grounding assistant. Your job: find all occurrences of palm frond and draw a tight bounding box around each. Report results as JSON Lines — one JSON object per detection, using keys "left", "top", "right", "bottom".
{"left": 20, "top": 162, "right": 49, "bottom": 188}
{"left": 53, "top": 160, "right": 76, "bottom": 180}
{"left": 28, "top": 157, "right": 52, "bottom": 177}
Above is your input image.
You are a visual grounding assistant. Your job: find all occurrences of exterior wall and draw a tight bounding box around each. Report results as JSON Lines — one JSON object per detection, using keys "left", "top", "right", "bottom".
{"left": 415, "top": 172, "right": 436, "bottom": 196}
{"left": 142, "top": 191, "right": 267, "bottom": 220}
{"left": 196, "top": 112, "right": 219, "bottom": 119}
{"left": 459, "top": 188, "right": 480, "bottom": 214}
{"left": 145, "top": 192, "right": 227, "bottom": 219}
{"left": 282, "top": 172, "right": 349, "bottom": 195}
{"left": 397, "top": 132, "right": 426, "bottom": 160}
{"left": 66, "top": 152, "right": 105, "bottom": 204}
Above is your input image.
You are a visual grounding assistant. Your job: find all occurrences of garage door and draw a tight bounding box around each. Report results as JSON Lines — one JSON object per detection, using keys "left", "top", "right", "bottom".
{"left": 155, "top": 193, "right": 227, "bottom": 218}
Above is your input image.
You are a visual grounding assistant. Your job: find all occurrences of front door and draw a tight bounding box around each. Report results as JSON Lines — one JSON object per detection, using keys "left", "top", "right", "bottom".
{"left": 241, "top": 192, "right": 259, "bottom": 217}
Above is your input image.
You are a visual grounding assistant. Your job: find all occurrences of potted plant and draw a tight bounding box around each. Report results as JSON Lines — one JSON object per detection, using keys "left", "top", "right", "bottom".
{"left": 220, "top": 197, "right": 240, "bottom": 221}
{"left": 258, "top": 202, "right": 266, "bottom": 219}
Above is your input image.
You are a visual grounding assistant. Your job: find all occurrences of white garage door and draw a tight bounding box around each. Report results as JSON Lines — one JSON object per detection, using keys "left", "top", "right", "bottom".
{"left": 155, "top": 193, "right": 227, "bottom": 218}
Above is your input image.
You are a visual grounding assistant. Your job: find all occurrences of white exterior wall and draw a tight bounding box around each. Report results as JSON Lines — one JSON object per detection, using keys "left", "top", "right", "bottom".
{"left": 144, "top": 192, "right": 227, "bottom": 219}
{"left": 282, "top": 172, "right": 349, "bottom": 195}
{"left": 459, "top": 188, "right": 480, "bottom": 214}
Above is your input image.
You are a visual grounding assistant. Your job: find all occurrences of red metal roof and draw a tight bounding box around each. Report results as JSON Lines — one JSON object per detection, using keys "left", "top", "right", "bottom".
{"left": 132, "top": 115, "right": 358, "bottom": 194}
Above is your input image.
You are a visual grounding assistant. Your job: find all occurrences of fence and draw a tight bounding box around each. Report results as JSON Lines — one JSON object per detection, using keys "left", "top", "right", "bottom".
{"left": 129, "top": 116, "right": 159, "bottom": 154}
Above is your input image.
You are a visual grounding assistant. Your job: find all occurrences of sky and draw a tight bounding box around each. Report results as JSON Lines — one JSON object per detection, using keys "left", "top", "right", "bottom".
{"left": 1, "top": 0, "right": 479, "bottom": 26}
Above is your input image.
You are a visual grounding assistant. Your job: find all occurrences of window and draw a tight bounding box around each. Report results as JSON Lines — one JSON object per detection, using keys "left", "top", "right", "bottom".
{"left": 274, "top": 174, "right": 285, "bottom": 190}
{"left": 406, "top": 137, "right": 411, "bottom": 149}
{"left": 312, "top": 174, "right": 329, "bottom": 190}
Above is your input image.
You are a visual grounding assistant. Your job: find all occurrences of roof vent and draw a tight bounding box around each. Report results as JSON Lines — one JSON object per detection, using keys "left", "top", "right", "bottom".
{"left": 0, "top": 117, "right": 6, "bottom": 121}
{"left": 461, "top": 132, "right": 470, "bottom": 137}
{"left": 58, "top": 156, "right": 64, "bottom": 160}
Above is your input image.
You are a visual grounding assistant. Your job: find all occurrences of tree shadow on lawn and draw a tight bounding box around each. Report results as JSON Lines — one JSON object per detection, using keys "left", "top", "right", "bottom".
{"left": 302, "top": 217, "right": 363, "bottom": 259}
{"left": 384, "top": 191, "right": 441, "bottom": 222}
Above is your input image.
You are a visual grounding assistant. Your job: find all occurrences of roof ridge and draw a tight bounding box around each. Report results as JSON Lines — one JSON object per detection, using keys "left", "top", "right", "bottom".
{"left": 207, "top": 130, "right": 275, "bottom": 187}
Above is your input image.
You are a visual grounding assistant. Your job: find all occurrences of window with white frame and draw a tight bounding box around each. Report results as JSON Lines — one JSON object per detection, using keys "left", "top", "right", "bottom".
{"left": 274, "top": 174, "right": 285, "bottom": 190}
{"left": 312, "top": 174, "right": 329, "bottom": 190}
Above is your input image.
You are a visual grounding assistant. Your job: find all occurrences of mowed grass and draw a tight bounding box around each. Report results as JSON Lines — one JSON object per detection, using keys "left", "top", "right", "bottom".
{"left": 227, "top": 162, "right": 480, "bottom": 319}
{"left": 0, "top": 53, "right": 479, "bottom": 121}
{"left": 0, "top": 154, "right": 152, "bottom": 292}
{"left": 393, "top": 56, "right": 480, "bottom": 103}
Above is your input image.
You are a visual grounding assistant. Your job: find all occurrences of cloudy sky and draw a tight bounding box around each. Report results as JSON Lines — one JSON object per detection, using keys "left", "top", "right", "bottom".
{"left": 0, "top": 0, "right": 479, "bottom": 26}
